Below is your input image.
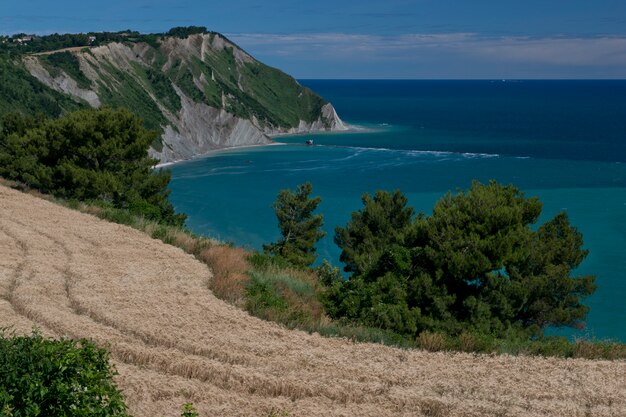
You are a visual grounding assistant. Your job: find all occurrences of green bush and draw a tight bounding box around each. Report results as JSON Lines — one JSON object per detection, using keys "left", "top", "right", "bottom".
{"left": 245, "top": 267, "right": 322, "bottom": 327}
{"left": 0, "top": 108, "right": 186, "bottom": 226}
{"left": 179, "top": 403, "right": 198, "bottom": 417}
{"left": 0, "top": 331, "right": 129, "bottom": 417}
{"left": 248, "top": 252, "right": 292, "bottom": 271}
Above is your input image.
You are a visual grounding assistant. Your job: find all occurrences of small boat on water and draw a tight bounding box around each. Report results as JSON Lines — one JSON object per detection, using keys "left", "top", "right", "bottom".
{"left": 305, "top": 139, "right": 314, "bottom": 145}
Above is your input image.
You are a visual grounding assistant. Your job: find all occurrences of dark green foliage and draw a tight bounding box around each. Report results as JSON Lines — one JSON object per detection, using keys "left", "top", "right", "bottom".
{"left": 40, "top": 52, "right": 91, "bottom": 89}
{"left": 0, "top": 331, "right": 130, "bottom": 417}
{"left": 264, "top": 183, "right": 326, "bottom": 267}
{"left": 0, "top": 108, "right": 185, "bottom": 226}
{"left": 177, "top": 38, "right": 328, "bottom": 128}
{"left": 0, "top": 33, "right": 91, "bottom": 55}
{"left": 166, "top": 26, "right": 208, "bottom": 38}
{"left": 171, "top": 62, "right": 207, "bottom": 104}
{"left": 248, "top": 251, "right": 293, "bottom": 271}
{"left": 325, "top": 181, "right": 596, "bottom": 339}
{"left": 334, "top": 190, "right": 415, "bottom": 275}
{"left": 234, "top": 61, "right": 327, "bottom": 127}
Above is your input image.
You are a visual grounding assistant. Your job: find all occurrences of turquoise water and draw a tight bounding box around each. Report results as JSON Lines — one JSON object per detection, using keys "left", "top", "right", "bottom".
{"left": 168, "top": 80, "right": 626, "bottom": 341}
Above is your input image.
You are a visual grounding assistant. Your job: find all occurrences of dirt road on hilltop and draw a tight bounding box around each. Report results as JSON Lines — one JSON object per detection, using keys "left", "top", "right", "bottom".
{"left": 0, "top": 184, "right": 624, "bottom": 417}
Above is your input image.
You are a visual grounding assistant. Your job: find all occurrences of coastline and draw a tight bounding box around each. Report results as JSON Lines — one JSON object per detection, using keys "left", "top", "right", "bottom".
{"left": 154, "top": 122, "right": 369, "bottom": 169}
{"left": 154, "top": 142, "right": 287, "bottom": 169}
{"left": 270, "top": 122, "right": 380, "bottom": 138}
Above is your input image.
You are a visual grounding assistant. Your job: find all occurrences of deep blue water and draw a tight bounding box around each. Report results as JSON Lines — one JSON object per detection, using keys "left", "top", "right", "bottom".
{"left": 167, "top": 80, "right": 626, "bottom": 341}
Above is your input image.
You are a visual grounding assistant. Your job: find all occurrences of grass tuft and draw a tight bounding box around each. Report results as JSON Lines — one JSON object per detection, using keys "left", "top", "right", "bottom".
{"left": 417, "top": 331, "right": 448, "bottom": 352}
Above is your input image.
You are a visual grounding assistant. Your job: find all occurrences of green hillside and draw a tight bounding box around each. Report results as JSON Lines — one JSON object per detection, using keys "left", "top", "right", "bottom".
{"left": 0, "top": 27, "right": 333, "bottom": 135}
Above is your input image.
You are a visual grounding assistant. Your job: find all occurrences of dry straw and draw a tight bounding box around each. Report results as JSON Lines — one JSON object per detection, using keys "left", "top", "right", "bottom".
{"left": 1, "top": 183, "right": 625, "bottom": 417}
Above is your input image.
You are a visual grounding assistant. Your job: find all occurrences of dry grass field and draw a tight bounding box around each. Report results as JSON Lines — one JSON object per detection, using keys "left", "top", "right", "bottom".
{"left": 1, "top": 183, "right": 625, "bottom": 417}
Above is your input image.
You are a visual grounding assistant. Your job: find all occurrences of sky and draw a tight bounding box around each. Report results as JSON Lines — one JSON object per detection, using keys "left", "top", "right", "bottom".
{"left": 2, "top": 0, "right": 626, "bottom": 79}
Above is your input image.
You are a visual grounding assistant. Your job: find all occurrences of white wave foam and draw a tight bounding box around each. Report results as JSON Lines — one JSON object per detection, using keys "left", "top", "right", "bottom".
{"left": 327, "top": 145, "right": 500, "bottom": 159}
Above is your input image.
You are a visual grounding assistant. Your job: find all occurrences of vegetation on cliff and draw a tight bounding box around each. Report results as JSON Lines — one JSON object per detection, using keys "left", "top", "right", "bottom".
{"left": 0, "top": 57, "right": 85, "bottom": 117}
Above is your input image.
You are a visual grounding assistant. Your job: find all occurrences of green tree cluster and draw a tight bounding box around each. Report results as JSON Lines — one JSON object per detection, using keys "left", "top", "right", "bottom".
{"left": 0, "top": 108, "right": 185, "bottom": 226}
{"left": 166, "top": 26, "right": 209, "bottom": 38}
{"left": 264, "top": 182, "right": 326, "bottom": 267}
{"left": 0, "top": 331, "right": 129, "bottom": 417}
{"left": 0, "top": 31, "right": 161, "bottom": 55}
{"left": 323, "top": 181, "right": 596, "bottom": 339}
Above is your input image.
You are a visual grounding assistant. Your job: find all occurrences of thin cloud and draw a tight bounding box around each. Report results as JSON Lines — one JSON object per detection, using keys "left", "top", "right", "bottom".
{"left": 227, "top": 32, "right": 626, "bottom": 67}
{"left": 472, "top": 36, "right": 626, "bottom": 66}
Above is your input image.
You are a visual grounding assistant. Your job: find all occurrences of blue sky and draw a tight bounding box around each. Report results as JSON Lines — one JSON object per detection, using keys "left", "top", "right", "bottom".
{"left": 2, "top": 0, "right": 626, "bottom": 78}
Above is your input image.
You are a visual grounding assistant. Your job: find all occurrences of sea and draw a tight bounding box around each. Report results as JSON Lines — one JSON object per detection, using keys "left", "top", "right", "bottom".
{"left": 167, "top": 80, "right": 626, "bottom": 342}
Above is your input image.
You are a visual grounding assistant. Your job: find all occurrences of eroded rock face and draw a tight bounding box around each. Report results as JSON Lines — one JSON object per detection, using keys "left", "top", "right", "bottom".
{"left": 23, "top": 33, "right": 347, "bottom": 164}
{"left": 23, "top": 56, "right": 101, "bottom": 108}
{"left": 150, "top": 91, "right": 272, "bottom": 162}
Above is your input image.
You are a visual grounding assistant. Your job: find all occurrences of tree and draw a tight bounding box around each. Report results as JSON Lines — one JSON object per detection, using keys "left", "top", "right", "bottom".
{"left": 264, "top": 182, "right": 326, "bottom": 267}
{"left": 326, "top": 181, "right": 596, "bottom": 338}
{"left": 334, "top": 190, "right": 415, "bottom": 275}
{"left": 0, "top": 108, "right": 185, "bottom": 226}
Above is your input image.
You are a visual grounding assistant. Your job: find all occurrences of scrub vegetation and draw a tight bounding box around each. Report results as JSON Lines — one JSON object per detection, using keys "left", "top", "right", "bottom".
{"left": 0, "top": 331, "right": 129, "bottom": 417}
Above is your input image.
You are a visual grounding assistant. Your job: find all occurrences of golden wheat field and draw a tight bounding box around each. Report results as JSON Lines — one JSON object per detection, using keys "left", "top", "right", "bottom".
{"left": 0, "top": 184, "right": 625, "bottom": 417}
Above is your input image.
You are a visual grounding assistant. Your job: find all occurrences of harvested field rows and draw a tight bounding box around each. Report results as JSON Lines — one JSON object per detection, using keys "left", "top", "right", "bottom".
{"left": 0, "top": 184, "right": 624, "bottom": 417}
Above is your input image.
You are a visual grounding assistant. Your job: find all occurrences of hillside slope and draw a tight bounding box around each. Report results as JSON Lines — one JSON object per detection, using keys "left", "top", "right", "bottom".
{"left": 1, "top": 184, "right": 624, "bottom": 417}
{"left": 1, "top": 30, "right": 346, "bottom": 163}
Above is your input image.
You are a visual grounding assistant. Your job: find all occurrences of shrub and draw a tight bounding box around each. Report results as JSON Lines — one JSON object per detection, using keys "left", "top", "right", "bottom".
{"left": 179, "top": 403, "right": 198, "bottom": 417}
{"left": 573, "top": 339, "right": 626, "bottom": 360}
{"left": 417, "top": 331, "right": 447, "bottom": 352}
{"left": 0, "top": 331, "right": 129, "bottom": 417}
{"left": 245, "top": 265, "right": 325, "bottom": 327}
{"left": 201, "top": 245, "right": 250, "bottom": 305}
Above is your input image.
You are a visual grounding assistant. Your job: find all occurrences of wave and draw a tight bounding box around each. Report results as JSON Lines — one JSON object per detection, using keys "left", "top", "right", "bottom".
{"left": 323, "top": 144, "right": 501, "bottom": 159}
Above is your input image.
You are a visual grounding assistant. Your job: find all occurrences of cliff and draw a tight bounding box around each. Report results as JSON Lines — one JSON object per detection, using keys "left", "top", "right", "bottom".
{"left": 8, "top": 30, "right": 346, "bottom": 163}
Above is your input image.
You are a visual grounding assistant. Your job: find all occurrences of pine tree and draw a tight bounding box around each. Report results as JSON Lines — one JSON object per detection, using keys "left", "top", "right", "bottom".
{"left": 264, "top": 182, "right": 326, "bottom": 267}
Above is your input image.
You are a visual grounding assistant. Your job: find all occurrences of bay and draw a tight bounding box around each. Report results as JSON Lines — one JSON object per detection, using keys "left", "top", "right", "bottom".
{"left": 168, "top": 80, "right": 626, "bottom": 341}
